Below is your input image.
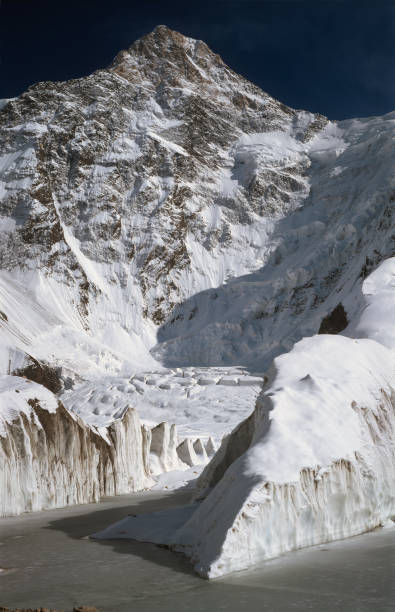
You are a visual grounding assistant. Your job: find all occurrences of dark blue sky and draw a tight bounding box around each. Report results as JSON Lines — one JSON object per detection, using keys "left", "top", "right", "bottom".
{"left": 1, "top": 0, "right": 394, "bottom": 119}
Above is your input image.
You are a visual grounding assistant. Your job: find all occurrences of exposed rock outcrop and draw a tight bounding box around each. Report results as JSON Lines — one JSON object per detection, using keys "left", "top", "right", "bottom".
{"left": 0, "top": 25, "right": 335, "bottom": 380}
{"left": 318, "top": 303, "right": 348, "bottom": 335}
{"left": 14, "top": 356, "right": 63, "bottom": 394}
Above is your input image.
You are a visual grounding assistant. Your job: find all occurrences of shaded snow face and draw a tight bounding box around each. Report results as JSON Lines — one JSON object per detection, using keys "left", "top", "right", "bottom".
{"left": 153, "top": 112, "right": 395, "bottom": 370}
{"left": 174, "top": 259, "right": 395, "bottom": 576}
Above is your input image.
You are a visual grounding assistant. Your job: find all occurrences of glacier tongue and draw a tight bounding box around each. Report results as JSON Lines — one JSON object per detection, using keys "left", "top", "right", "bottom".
{"left": 95, "top": 258, "right": 395, "bottom": 577}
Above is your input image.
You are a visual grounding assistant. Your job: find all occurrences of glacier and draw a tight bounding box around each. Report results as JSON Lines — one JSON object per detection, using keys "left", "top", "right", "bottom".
{"left": 0, "top": 375, "right": 151, "bottom": 516}
{"left": 0, "top": 371, "right": 235, "bottom": 515}
{"left": 0, "top": 25, "right": 394, "bottom": 575}
{"left": 95, "top": 257, "right": 395, "bottom": 577}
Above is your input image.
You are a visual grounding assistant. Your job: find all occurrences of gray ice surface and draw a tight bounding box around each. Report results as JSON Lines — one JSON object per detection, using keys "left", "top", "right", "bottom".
{"left": 0, "top": 489, "right": 394, "bottom": 611}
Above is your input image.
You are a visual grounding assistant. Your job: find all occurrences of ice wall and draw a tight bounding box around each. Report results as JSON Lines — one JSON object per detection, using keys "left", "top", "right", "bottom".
{"left": 0, "top": 375, "right": 210, "bottom": 517}
{"left": 177, "top": 386, "right": 395, "bottom": 577}
{"left": 150, "top": 421, "right": 185, "bottom": 474}
{"left": 0, "top": 376, "right": 154, "bottom": 516}
{"left": 0, "top": 381, "right": 184, "bottom": 517}
{"left": 171, "top": 259, "right": 395, "bottom": 576}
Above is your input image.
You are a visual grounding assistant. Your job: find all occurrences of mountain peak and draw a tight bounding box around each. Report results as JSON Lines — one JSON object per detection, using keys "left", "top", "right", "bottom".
{"left": 146, "top": 24, "right": 189, "bottom": 43}
{"left": 110, "top": 25, "right": 226, "bottom": 86}
{"left": 129, "top": 24, "right": 213, "bottom": 56}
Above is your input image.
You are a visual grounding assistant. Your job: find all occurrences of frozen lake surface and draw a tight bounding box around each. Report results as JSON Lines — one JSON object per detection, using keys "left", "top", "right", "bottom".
{"left": 0, "top": 489, "right": 394, "bottom": 611}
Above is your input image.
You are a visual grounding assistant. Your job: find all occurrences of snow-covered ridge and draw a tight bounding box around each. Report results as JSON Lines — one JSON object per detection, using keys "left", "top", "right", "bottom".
{"left": 96, "top": 258, "right": 395, "bottom": 577}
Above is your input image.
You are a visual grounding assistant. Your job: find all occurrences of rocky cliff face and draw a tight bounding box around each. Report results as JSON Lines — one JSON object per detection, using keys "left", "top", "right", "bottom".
{"left": 1, "top": 26, "right": 393, "bottom": 380}
{"left": 153, "top": 109, "right": 395, "bottom": 369}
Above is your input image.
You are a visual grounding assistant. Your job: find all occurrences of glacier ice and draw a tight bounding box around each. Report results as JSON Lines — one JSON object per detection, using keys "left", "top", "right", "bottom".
{"left": 96, "top": 258, "right": 395, "bottom": 578}
{"left": 0, "top": 375, "right": 213, "bottom": 516}
{"left": 0, "top": 376, "right": 156, "bottom": 516}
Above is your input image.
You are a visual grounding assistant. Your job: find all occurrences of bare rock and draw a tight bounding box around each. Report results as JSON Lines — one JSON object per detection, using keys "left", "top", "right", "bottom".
{"left": 318, "top": 303, "right": 348, "bottom": 335}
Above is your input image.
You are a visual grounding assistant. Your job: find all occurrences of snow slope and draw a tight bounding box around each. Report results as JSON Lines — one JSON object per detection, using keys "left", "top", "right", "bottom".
{"left": 0, "top": 25, "right": 301, "bottom": 380}
{"left": 0, "top": 25, "right": 393, "bottom": 391}
{"left": 154, "top": 111, "right": 395, "bottom": 369}
{"left": 0, "top": 26, "right": 348, "bottom": 382}
{"left": 96, "top": 258, "right": 395, "bottom": 577}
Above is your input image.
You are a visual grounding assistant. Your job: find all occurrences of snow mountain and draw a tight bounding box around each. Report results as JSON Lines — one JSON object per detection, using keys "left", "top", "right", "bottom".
{"left": 0, "top": 25, "right": 339, "bottom": 376}
{"left": 0, "top": 25, "right": 395, "bottom": 576}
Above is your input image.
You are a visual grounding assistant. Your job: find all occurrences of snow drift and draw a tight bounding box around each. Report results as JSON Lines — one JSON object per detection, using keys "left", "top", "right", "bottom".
{"left": 96, "top": 258, "right": 395, "bottom": 577}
